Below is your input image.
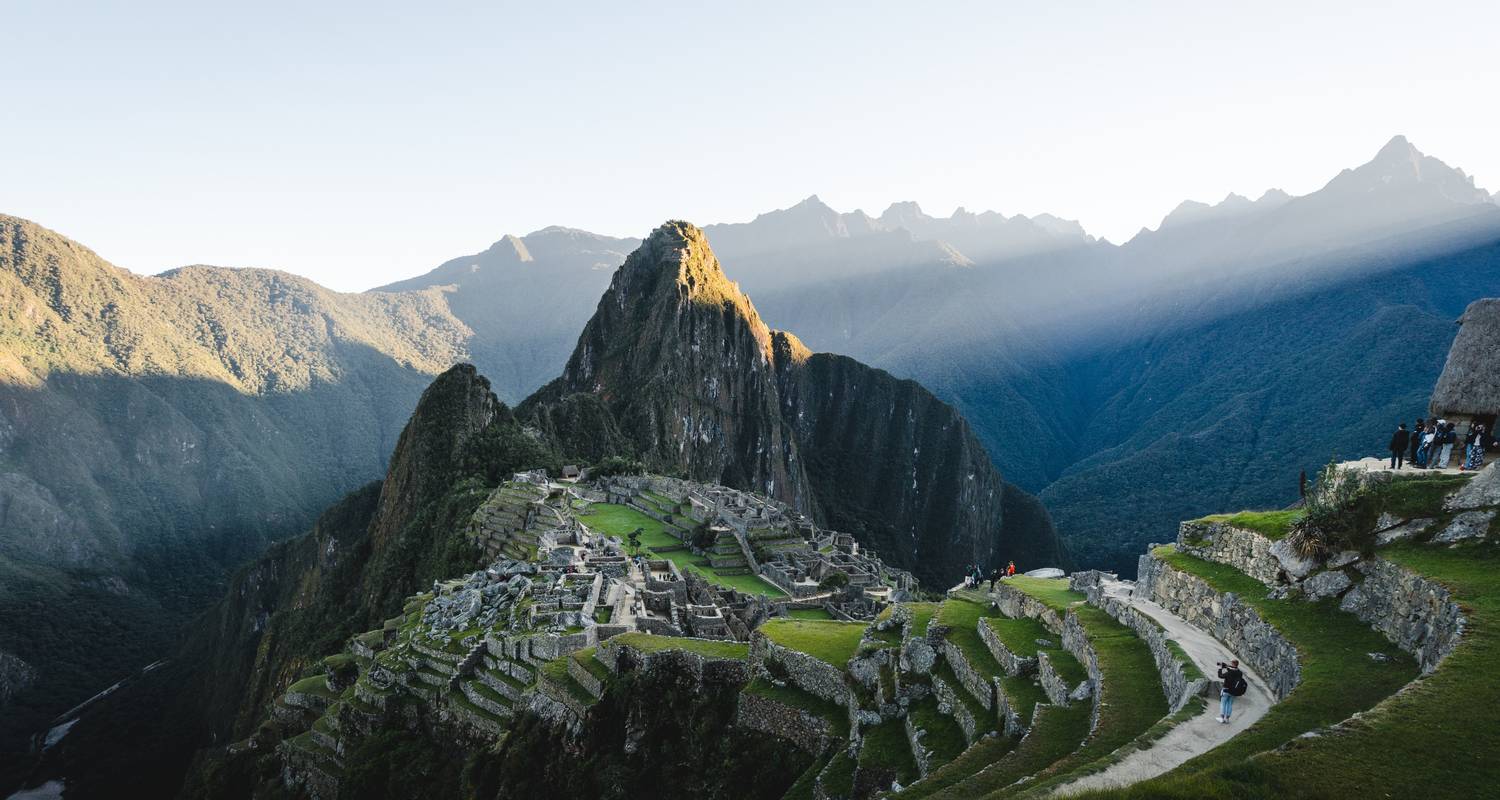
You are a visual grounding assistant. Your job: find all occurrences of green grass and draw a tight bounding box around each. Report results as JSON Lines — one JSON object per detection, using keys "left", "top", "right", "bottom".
{"left": 571, "top": 647, "right": 612, "bottom": 684}
{"left": 1017, "top": 696, "right": 1208, "bottom": 797}
{"left": 924, "top": 702, "right": 1094, "bottom": 799}
{"left": 288, "top": 675, "right": 336, "bottom": 698}
{"left": 900, "top": 735, "right": 1018, "bottom": 800}
{"left": 908, "top": 602, "right": 940, "bottom": 636}
{"left": 982, "top": 616, "right": 1053, "bottom": 659}
{"left": 998, "top": 605, "right": 1168, "bottom": 795}
{"left": 1224, "top": 540, "right": 1500, "bottom": 799}
{"left": 743, "top": 677, "right": 850, "bottom": 739}
{"left": 1375, "top": 474, "right": 1472, "bottom": 520}
{"left": 908, "top": 695, "right": 969, "bottom": 769}
{"left": 821, "top": 751, "right": 856, "bottom": 798}
{"left": 580, "top": 503, "right": 786, "bottom": 597}
{"left": 937, "top": 598, "right": 1007, "bottom": 681}
{"left": 606, "top": 631, "right": 750, "bottom": 660}
{"left": 787, "top": 607, "right": 834, "bottom": 620}
{"left": 759, "top": 619, "right": 868, "bottom": 667}
{"left": 859, "top": 720, "right": 920, "bottom": 787}
{"left": 782, "top": 751, "right": 831, "bottom": 800}
{"left": 539, "top": 657, "right": 595, "bottom": 707}
{"left": 1073, "top": 546, "right": 1418, "bottom": 798}
{"left": 932, "top": 661, "right": 994, "bottom": 732}
{"left": 1006, "top": 577, "right": 1085, "bottom": 611}
{"left": 1192, "top": 509, "right": 1304, "bottom": 540}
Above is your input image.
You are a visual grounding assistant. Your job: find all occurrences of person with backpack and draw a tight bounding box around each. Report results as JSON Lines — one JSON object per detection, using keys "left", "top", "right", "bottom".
{"left": 1217, "top": 659, "right": 1246, "bottom": 723}
{"left": 1409, "top": 418, "right": 1425, "bottom": 466}
{"left": 1388, "top": 423, "right": 1410, "bottom": 470}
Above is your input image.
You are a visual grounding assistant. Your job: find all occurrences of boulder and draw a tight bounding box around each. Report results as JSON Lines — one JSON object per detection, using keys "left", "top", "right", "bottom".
{"left": 1269, "top": 539, "right": 1318, "bottom": 580}
{"left": 901, "top": 637, "right": 937, "bottom": 674}
{"left": 1326, "top": 550, "right": 1361, "bottom": 569}
{"left": 1024, "top": 568, "right": 1065, "bottom": 579}
{"left": 1376, "top": 518, "right": 1434, "bottom": 546}
{"left": 1301, "top": 570, "right": 1353, "bottom": 601}
{"left": 1431, "top": 510, "right": 1496, "bottom": 544}
{"left": 1446, "top": 463, "right": 1500, "bottom": 511}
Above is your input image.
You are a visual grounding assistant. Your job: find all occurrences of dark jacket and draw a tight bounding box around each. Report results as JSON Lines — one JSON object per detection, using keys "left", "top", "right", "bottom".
{"left": 1389, "top": 428, "right": 1410, "bottom": 453}
{"left": 1219, "top": 665, "right": 1245, "bottom": 693}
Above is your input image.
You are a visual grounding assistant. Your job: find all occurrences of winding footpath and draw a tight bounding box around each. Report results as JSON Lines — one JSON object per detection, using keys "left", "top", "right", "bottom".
{"left": 1053, "top": 579, "right": 1277, "bottom": 796}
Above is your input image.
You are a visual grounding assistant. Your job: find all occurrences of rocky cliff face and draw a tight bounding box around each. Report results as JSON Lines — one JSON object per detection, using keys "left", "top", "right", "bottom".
{"left": 527, "top": 222, "right": 1063, "bottom": 584}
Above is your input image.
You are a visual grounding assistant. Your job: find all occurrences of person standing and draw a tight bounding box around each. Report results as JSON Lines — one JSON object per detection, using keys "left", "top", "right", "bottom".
{"left": 1438, "top": 421, "right": 1457, "bottom": 469}
{"left": 1409, "top": 418, "right": 1425, "bottom": 465}
{"left": 1417, "top": 422, "right": 1435, "bottom": 468}
{"left": 1006, "top": 561, "right": 1017, "bottom": 578}
{"left": 1217, "top": 659, "right": 1246, "bottom": 723}
{"left": 1464, "top": 423, "right": 1488, "bottom": 471}
{"left": 1389, "top": 423, "right": 1410, "bottom": 470}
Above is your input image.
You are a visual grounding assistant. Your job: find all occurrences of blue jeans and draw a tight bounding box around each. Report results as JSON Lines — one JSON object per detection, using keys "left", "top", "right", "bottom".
{"left": 1220, "top": 689, "right": 1234, "bottom": 719}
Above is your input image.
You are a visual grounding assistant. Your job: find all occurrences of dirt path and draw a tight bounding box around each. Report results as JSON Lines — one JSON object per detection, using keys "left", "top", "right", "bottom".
{"left": 1052, "top": 579, "right": 1277, "bottom": 795}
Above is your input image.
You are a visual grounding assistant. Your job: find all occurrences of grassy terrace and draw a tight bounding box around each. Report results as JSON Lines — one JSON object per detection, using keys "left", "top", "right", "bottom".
{"left": 908, "top": 602, "right": 940, "bottom": 636}
{"left": 859, "top": 720, "right": 920, "bottom": 786}
{"left": 1223, "top": 540, "right": 1500, "bottom": 799}
{"left": 995, "top": 605, "right": 1168, "bottom": 797}
{"left": 1191, "top": 509, "right": 1304, "bottom": 540}
{"left": 787, "top": 607, "right": 834, "bottom": 620}
{"left": 579, "top": 502, "right": 787, "bottom": 597}
{"left": 1072, "top": 545, "right": 1418, "bottom": 798}
{"left": 606, "top": 631, "right": 750, "bottom": 660}
{"left": 920, "top": 702, "right": 1094, "bottom": 800}
{"left": 1004, "top": 576, "right": 1083, "bottom": 611}
{"left": 540, "top": 657, "right": 596, "bottom": 706}
{"left": 908, "top": 695, "right": 968, "bottom": 769}
{"left": 288, "top": 675, "right": 336, "bottom": 698}
{"left": 758, "top": 619, "right": 868, "bottom": 667}
{"left": 743, "top": 677, "right": 850, "bottom": 739}
{"left": 571, "top": 647, "right": 612, "bottom": 684}
{"left": 981, "top": 615, "right": 1052, "bottom": 659}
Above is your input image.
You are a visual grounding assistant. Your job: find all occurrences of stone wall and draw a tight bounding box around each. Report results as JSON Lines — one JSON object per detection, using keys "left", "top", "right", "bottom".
{"left": 567, "top": 656, "right": 606, "bottom": 699}
{"left": 751, "top": 636, "right": 849, "bottom": 706}
{"left": 931, "top": 672, "right": 978, "bottom": 743}
{"left": 904, "top": 713, "right": 932, "bottom": 778}
{"left": 1176, "top": 521, "right": 1284, "bottom": 586}
{"left": 940, "top": 640, "right": 995, "bottom": 710}
{"left": 1036, "top": 652, "right": 1072, "bottom": 707}
{"left": 1340, "top": 558, "right": 1466, "bottom": 674}
{"left": 599, "top": 638, "right": 752, "bottom": 686}
{"left": 977, "top": 620, "right": 1037, "bottom": 677}
{"left": 991, "top": 583, "right": 1065, "bottom": 633}
{"left": 1060, "top": 611, "right": 1102, "bottom": 732}
{"left": 735, "top": 690, "right": 837, "bottom": 754}
{"left": 1137, "top": 554, "right": 1301, "bottom": 700}
{"left": 1076, "top": 584, "right": 1212, "bottom": 712}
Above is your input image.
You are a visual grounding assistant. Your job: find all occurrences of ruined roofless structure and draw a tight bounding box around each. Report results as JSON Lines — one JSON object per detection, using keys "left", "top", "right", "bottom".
{"left": 1429, "top": 297, "right": 1500, "bottom": 428}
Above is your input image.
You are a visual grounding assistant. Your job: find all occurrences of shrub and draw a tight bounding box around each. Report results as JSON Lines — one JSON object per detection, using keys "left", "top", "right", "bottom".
{"left": 1286, "top": 461, "right": 1381, "bottom": 559}
{"left": 819, "top": 572, "right": 850, "bottom": 592}
{"left": 590, "top": 455, "right": 644, "bottom": 478}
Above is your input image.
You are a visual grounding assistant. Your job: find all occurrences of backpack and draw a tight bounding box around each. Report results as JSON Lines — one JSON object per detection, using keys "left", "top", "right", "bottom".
{"left": 1226, "top": 672, "right": 1248, "bottom": 696}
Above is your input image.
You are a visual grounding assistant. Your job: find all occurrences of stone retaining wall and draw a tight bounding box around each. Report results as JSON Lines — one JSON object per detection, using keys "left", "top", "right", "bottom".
{"left": 599, "top": 639, "right": 753, "bottom": 686}
{"left": 977, "top": 620, "right": 1038, "bottom": 677}
{"left": 567, "top": 657, "right": 605, "bottom": 699}
{"left": 991, "top": 583, "right": 1065, "bottom": 633}
{"left": 1137, "top": 553, "right": 1301, "bottom": 700}
{"left": 904, "top": 714, "right": 932, "bottom": 778}
{"left": 1036, "top": 652, "right": 1072, "bottom": 707}
{"left": 1072, "top": 575, "right": 1212, "bottom": 712}
{"left": 751, "top": 636, "right": 849, "bottom": 706}
{"left": 1176, "top": 521, "right": 1284, "bottom": 586}
{"left": 1340, "top": 558, "right": 1466, "bottom": 674}
{"left": 931, "top": 673, "right": 978, "bottom": 743}
{"left": 992, "top": 676, "right": 1025, "bottom": 737}
{"left": 735, "top": 690, "right": 836, "bottom": 754}
{"left": 939, "top": 640, "right": 994, "bottom": 710}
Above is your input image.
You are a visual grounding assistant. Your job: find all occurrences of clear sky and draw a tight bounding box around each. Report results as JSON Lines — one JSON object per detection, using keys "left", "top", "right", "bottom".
{"left": 3, "top": 1, "right": 1497, "bottom": 291}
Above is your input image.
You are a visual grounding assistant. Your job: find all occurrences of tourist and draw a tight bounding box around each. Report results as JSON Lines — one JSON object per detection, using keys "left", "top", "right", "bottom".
{"left": 1463, "top": 423, "right": 1488, "bottom": 471}
{"left": 1006, "top": 561, "right": 1016, "bottom": 578}
{"left": 1409, "top": 418, "right": 1425, "bottom": 466}
{"left": 1388, "top": 423, "right": 1410, "bottom": 470}
{"left": 1438, "top": 421, "right": 1457, "bottom": 469}
{"left": 1416, "top": 422, "right": 1435, "bottom": 468}
{"left": 988, "top": 568, "right": 1000, "bottom": 591}
{"left": 1217, "top": 659, "right": 1246, "bottom": 723}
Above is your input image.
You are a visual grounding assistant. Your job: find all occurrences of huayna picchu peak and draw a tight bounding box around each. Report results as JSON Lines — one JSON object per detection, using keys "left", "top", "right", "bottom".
{"left": 526, "top": 221, "right": 1064, "bottom": 587}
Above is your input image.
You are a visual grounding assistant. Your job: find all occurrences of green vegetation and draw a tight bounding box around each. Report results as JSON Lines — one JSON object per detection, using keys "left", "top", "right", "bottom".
{"left": 540, "top": 657, "right": 596, "bottom": 706}
{"left": 1077, "top": 546, "right": 1418, "bottom": 797}
{"left": 821, "top": 751, "right": 857, "bottom": 798}
{"left": 743, "top": 677, "right": 850, "bottom": 739}
{"left": 580, "top": 503, "right": 787, "bottom": 597}
{"left": 919, "top": 702, "right": 1094, "bottom": 799}
{"left": 607, "top": 632, "right": 750, "bottom": 660}
{"left": 1005, "top": 576, "right": 1084, "bottom": 611}
{"left": 900, "top": 735, "right": 1018, "bottom": 800}
{"left": 937, "top": 598, "right": 1007, "bottom": 681}
{"left": 787, "top": 607, "right": 834, "bottom": 621}
{"left": 759, "top": 619, "right": 868, "bottom": 666}
{"left": 981, "top": 615, "right": 1052, "bottom": 658}
{"left": 1020, "top": 696, "right": 1208, "bottom": 796}
{"left": 908, "top": 602, "right": 940, "bottom": 636}
{"left": 288, "top": 675, "right": 336, "bottom": 698}
{"left": 1376, "top": 474, "right": 1471, "bottom": 519}
{"left": 859, "top": 720, "right": 920, "bottom": 786}
{"left": 908, "top": 695, "right": 968, "bottom": 768}
{"left": 571, "top": 648, "right": 612, "bottom": 685}
{"left": 1192, "top": 509, "right": 1304, "bottom": 540}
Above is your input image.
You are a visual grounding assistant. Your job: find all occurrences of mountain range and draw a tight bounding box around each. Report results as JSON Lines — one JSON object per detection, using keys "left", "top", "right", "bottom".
{"left": 3, "top": 135, "right": 1500, "bottom": 794}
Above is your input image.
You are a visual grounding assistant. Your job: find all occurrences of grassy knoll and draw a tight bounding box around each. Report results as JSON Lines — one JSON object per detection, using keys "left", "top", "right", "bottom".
{"left": 1192, "top": 509, "right": 1304, "bottom": 540}
{"left": 606, "top": 631, "right": 749, "bottom": 660}
{"left": 924, "top": 702, "right": 1093, "bottom": 799}
{"left": 982, "top": 615, "right": 1052, "bottom": 658}
{"left": 758, "top": 619, "right": 868, "bottom": 667}
{"left": 1070, "top": 546, "right": 1417, "bottom": 798}
{"left": 580, "top": 502, "right": 786, "bottom": 597}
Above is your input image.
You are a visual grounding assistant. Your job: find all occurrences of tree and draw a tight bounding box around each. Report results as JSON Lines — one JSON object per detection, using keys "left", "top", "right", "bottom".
{"left": 818, "top": 572, "right": 849, "bottom": 592}
{"left": 627, "top": 527, "right": 643, "bottom": 557}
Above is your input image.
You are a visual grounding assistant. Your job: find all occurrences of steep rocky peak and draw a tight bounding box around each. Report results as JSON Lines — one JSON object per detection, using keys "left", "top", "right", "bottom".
{"left": 620, "top": 221, "right": 774, "bottom": 354}
{"left": 484, "top": 234, "right": 533, "bottom": 263}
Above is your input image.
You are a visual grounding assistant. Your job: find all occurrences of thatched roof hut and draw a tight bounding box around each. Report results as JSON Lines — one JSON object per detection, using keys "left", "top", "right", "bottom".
{"left": 1429, "top": 298, "right": 1500, "bottom": 419}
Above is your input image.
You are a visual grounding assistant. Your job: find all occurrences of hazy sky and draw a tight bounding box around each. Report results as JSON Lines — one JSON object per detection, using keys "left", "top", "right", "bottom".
{"left": 3, "top": 1, "right": 1497, "bottom": 291}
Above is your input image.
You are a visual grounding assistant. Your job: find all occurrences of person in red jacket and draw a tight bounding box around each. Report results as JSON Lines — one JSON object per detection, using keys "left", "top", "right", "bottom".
{"left": 1005, "top": 561, "right": 1016, "bottom": 578}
